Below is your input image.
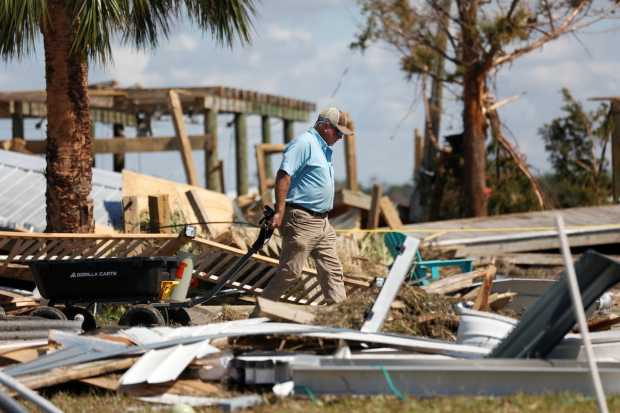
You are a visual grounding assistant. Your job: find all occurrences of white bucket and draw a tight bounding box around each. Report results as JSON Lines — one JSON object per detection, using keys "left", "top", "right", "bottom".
{"left": 457, "top": 308, "right": 518, "bottom": 349}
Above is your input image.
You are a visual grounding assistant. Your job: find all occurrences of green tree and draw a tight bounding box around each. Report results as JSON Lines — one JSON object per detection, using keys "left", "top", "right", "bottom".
{"left": 539, "top": 89, "right": 611, "bottom": 208}
{"left": 0, "top": 0, "right": 257, "bottom": 233}
{"left": 355, "top": 0, "right": 619, "bottom": 218}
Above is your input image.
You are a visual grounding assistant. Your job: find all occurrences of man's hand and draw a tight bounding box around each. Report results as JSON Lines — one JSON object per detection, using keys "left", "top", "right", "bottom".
{"left": 271, "top": 169, "right": 291, "bottom": 230}
{"left": 269, "top": 212, "right": 283, "bottom": 229}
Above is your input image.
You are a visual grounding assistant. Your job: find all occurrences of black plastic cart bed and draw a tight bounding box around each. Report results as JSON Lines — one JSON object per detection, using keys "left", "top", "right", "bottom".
{"left": 25, "top": 207, "right": 276, "bottom": 330}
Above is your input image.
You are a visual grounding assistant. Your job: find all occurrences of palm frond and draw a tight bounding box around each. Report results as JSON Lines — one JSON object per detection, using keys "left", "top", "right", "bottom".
{"left": 0, "top": 0, "right": 49, "bottom": 62}
{"left": 121, "top": 0, "right": 178, "bottom": 50}
{"left": 66, "top": 0, "right": 127, "bottom": 65}
{"left": 185, "top": 0, "right": 258, "bottom": 48}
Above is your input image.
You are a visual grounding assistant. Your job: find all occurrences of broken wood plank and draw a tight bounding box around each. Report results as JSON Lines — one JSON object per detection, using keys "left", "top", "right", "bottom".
{"left": 473, "top": 260, "right": 497, "bottom": 312}
{"left": 256, "top": 297, "right": 316, "bottom": 324}
{"left": 421, "top": 267, "right": 488, "bottom": 295}
{"left": 186, "top": 189, "right": 216, "bottom": 238}
{"left": 367, "top": 184, "right": 382, "bottom": 230}
{"left": 333, "top": 189, "right": 371, "bottom": 210}
{"left": 16, "top": 357, "right": 139, "bottom": 390}
{"left": 573, "top": 314, "right": 620, "bottom": 333}
{"left": 379, "top": 196, "right": 404, "bottom": 230}
{"left": 169, "top": 89, "right": 200, "bottom": 186}
{"left": 122, "top": 196, "right": 140, "bottom": 234}
{"left": 489, "top": 292, "right": 517, "bottom": 311}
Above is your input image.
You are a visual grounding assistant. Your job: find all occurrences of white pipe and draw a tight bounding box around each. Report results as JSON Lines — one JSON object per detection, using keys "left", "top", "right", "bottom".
{"left": 556, "top": 213, "right": 608, "bottom": 413}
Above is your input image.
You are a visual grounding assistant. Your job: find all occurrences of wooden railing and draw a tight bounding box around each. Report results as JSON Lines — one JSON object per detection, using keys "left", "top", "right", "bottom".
{"left": 0, "top": 232, "right": 370, "bottom": 306}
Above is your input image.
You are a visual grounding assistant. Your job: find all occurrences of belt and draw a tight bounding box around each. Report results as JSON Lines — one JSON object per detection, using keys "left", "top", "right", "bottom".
{"left": 285, "top": 202, "right": 329, "bottom": 219}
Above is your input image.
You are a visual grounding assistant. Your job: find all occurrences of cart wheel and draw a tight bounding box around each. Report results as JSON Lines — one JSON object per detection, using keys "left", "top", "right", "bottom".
{"left": 118, "top": 304, "right": 166, "bottom": 327}
{"left": 62, "top": 307, "right": 97, "bottom": 331}
{"left": 30, "top": 307, "right": 67, "bottom": 320}
{"left": 168, "top": 308, "right": 191, "bottom": 326}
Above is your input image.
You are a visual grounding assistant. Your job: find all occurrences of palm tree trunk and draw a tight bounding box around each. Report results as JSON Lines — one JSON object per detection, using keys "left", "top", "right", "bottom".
{"left": 42, "top": 0, "right": 94, "bottom": 233}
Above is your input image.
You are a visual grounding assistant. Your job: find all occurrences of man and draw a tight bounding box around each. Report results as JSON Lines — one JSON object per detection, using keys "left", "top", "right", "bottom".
{"left": 250, "top": 108, "right": 353, "bottom": 315}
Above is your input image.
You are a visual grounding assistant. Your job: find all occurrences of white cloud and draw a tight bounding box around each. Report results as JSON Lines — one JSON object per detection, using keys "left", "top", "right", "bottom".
{"left": 265, "top": 25, "right": 312, "bottom": 42}
{"left": 169, "top": 33, "right": 198, "bottom": 52}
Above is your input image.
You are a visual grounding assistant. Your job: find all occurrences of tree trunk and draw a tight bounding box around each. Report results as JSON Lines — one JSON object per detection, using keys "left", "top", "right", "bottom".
{"left": 42, "top": 0, "right": 94, "bottom": 233}
{"left": 462, "top": 66, "right": 488, "bottom": 217}
{"left": 459, "top": 0, "right": 489, "bottom": 217}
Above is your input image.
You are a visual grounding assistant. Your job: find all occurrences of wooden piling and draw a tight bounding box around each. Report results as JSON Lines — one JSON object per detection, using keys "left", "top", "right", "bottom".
{"left": 235, "top": 113, "right": 248, "bottom": 196}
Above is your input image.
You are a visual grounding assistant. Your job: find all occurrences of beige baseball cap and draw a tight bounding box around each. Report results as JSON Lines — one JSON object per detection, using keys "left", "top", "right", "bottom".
{"left": 317, "top": 108, "right": 354, "bottom": 135}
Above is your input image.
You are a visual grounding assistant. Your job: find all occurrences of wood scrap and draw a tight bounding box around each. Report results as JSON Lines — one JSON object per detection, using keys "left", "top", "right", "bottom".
{"left": 122, "top": 170, "right": 233, "bottom": 236}
{"left": 421, "top": 267, "right": 488, "bottom": 295}
{"left": 186, "top": 189, "right": 217, "bottom": 238}
{"left": 461, "top": 286, "right": 480, "bottom": 301}
{"left": 120, "top": 379, "right": 220, "bottom": 396}
{"left": 0, "top": 347, "right": 47, "bottom": 363}
{"left": 257, "top": 297, "right": 316, "bottom": 324}
{"left": 572, "top": 314, "right": 620, "bottom": 333}
{"left": 489, "top": 292, "right": 517, "bottom": 311}
{"left": 473, "top": 258, "right": 497, "bottom": 312}
{"left": 16, "top": 357, "right": 139, "bottom": 390}
{"left": 379, "top": 196, "right": 404, "bottom": 230}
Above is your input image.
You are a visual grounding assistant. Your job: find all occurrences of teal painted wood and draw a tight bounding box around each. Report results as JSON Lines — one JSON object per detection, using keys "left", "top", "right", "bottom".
{"left": 384, "top": 232, "right": 477, "bottom": 285}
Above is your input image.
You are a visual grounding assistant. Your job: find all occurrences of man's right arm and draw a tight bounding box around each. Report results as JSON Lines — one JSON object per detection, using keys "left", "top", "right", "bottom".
{"left": 270, "top": 169, "right": 291, "bottom": 229}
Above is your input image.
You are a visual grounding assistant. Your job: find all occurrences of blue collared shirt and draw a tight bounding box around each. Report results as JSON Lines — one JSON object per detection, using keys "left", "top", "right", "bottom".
{"left": 279, "top": 128, "right": 335, "bottom": 213}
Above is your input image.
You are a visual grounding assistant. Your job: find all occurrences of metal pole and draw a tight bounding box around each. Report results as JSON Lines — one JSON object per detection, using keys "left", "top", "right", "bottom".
{"left": 0, "top": 371, "right": 64, "bottom": 413}
{"left": 556, "top": 213, "right": 608, "bottom": 413}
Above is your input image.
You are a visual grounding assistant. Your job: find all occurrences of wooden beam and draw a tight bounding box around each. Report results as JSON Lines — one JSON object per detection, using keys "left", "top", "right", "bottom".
{"left": 168, "top": 89, "right": 200, "bottom": 187}
{"left": 379, "top": 196, "right": 404, "bottom": 230}
{"left": 219, "top": 159, "right": 226, "bottom": 194}
{"left": 205, "top": 108, "right": 219, "bottom": 191}
{"left": 283, "top": 119, "right": 294, "bottom": 143}
{"left": 344, "top": 113, "right": 358, "bottom": 191}
{"left": 473, "top": 261, "right": 497, "bottom": 312}
{"left": 235, "top": 113, "right": 248, "bottom": 196}
{"left": 256, "top": 297, "right": 316, "bottom": 324}
{"left": 148, "top": 195, "right": 171, "bottom": 234}
{"left": 262, "top": 115, "right": 273, "bottom": 180}
{"left": 333, "top": 188, "right": 371, "bottom": 210}
{"left": 12, "top": 102, "right": 23, "bottom": 140}
{"left": 256, "top": 144, "right": 269, "bottom": 204}
{"left": 15, "top": 135, "right": 215, "bottom": 155}
{"left": 113, "top": 123, "right": 125, "bottom": 172}
{"left": 186, "top": 189, "right": 216, "bottom": 238}
{"left": 367, "top": 184, "right": 382, "bottom": 229}
{"left": 421, "top": 267, "right": 488, "bottom": 295}
{"left": 122, "top": 196, "right": 140, "bottom": 234}
{"left": 414, "top": 128, "right": 424, "bottom": 173}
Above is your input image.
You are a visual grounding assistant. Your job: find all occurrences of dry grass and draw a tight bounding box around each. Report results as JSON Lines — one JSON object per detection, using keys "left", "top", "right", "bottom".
{"left": 22, "top": 386, "right": 620, "bottom": 413}
{"left": 313, "top": 285, "right": 459, "bottom": 341}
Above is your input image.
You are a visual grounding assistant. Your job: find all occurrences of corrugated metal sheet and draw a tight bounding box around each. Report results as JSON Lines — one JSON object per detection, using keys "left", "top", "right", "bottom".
{"left": 0, "top": 149, "right": 122, "bottom": 232}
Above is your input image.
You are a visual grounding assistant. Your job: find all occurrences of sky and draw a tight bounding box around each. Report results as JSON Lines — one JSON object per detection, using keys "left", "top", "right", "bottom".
{"left": 1, "top": 0, "right": 619, "bottom": 195}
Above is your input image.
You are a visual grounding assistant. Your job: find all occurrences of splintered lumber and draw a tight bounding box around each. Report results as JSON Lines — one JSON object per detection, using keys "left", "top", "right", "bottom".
{"left": 256, "top": 297, "right": 316, "bottom": 324}
{"left": 186, "top": 189, "right": 216, "bottom": 238}
{"left": 473, "top": 260, "right": 497, "bottom": 312}
{"left": 421, "top": 267, "right": 489, "bottom": 295}
{"left": 489, "top": 292, "right": 517, "bottom": 311}
{"left": 572, "top": 315, "right": 620, "bottom": 333}
{"left": 367, "top": 184, "right": 382, "bottom": 229}
{"left": 123, "top": 170, "right": 233, "bottom": 235}
{"left": 379, "top": 196, "right": 404, "bottom": 230}
{"left": 122, "top": 196, "right": 140, "bottom": 234}
{"left": 169, "top": 89, "right": 200, "bottom": 186}
{"left": 333, "top": 189, "right": 371, "bottom": 210}
{"left": 15, "top": 357, "right": 139, "bottom": 390}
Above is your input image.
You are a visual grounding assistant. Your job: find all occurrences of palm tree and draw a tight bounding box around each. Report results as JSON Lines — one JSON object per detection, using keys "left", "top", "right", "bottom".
{"left": 0, "top": 0, "right": 257, "bottom": 233}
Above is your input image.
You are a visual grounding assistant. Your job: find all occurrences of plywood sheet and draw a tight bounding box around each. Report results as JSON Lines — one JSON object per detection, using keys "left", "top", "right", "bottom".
{"left": 122, "top": 170, "right": 233, "bottom": 236}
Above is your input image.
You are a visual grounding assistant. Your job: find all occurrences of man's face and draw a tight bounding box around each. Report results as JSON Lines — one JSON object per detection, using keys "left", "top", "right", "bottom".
{"left": 322, "top": 122, "right": 343, "bottom": 146}
{"left": 318, "top": 112, "right": 346, "bottom": 146}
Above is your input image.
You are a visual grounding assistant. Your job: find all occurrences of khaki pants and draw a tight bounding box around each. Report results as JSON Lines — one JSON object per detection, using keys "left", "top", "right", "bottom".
{"left": 250, "top": 207, "right": 346, "bottom": 316}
